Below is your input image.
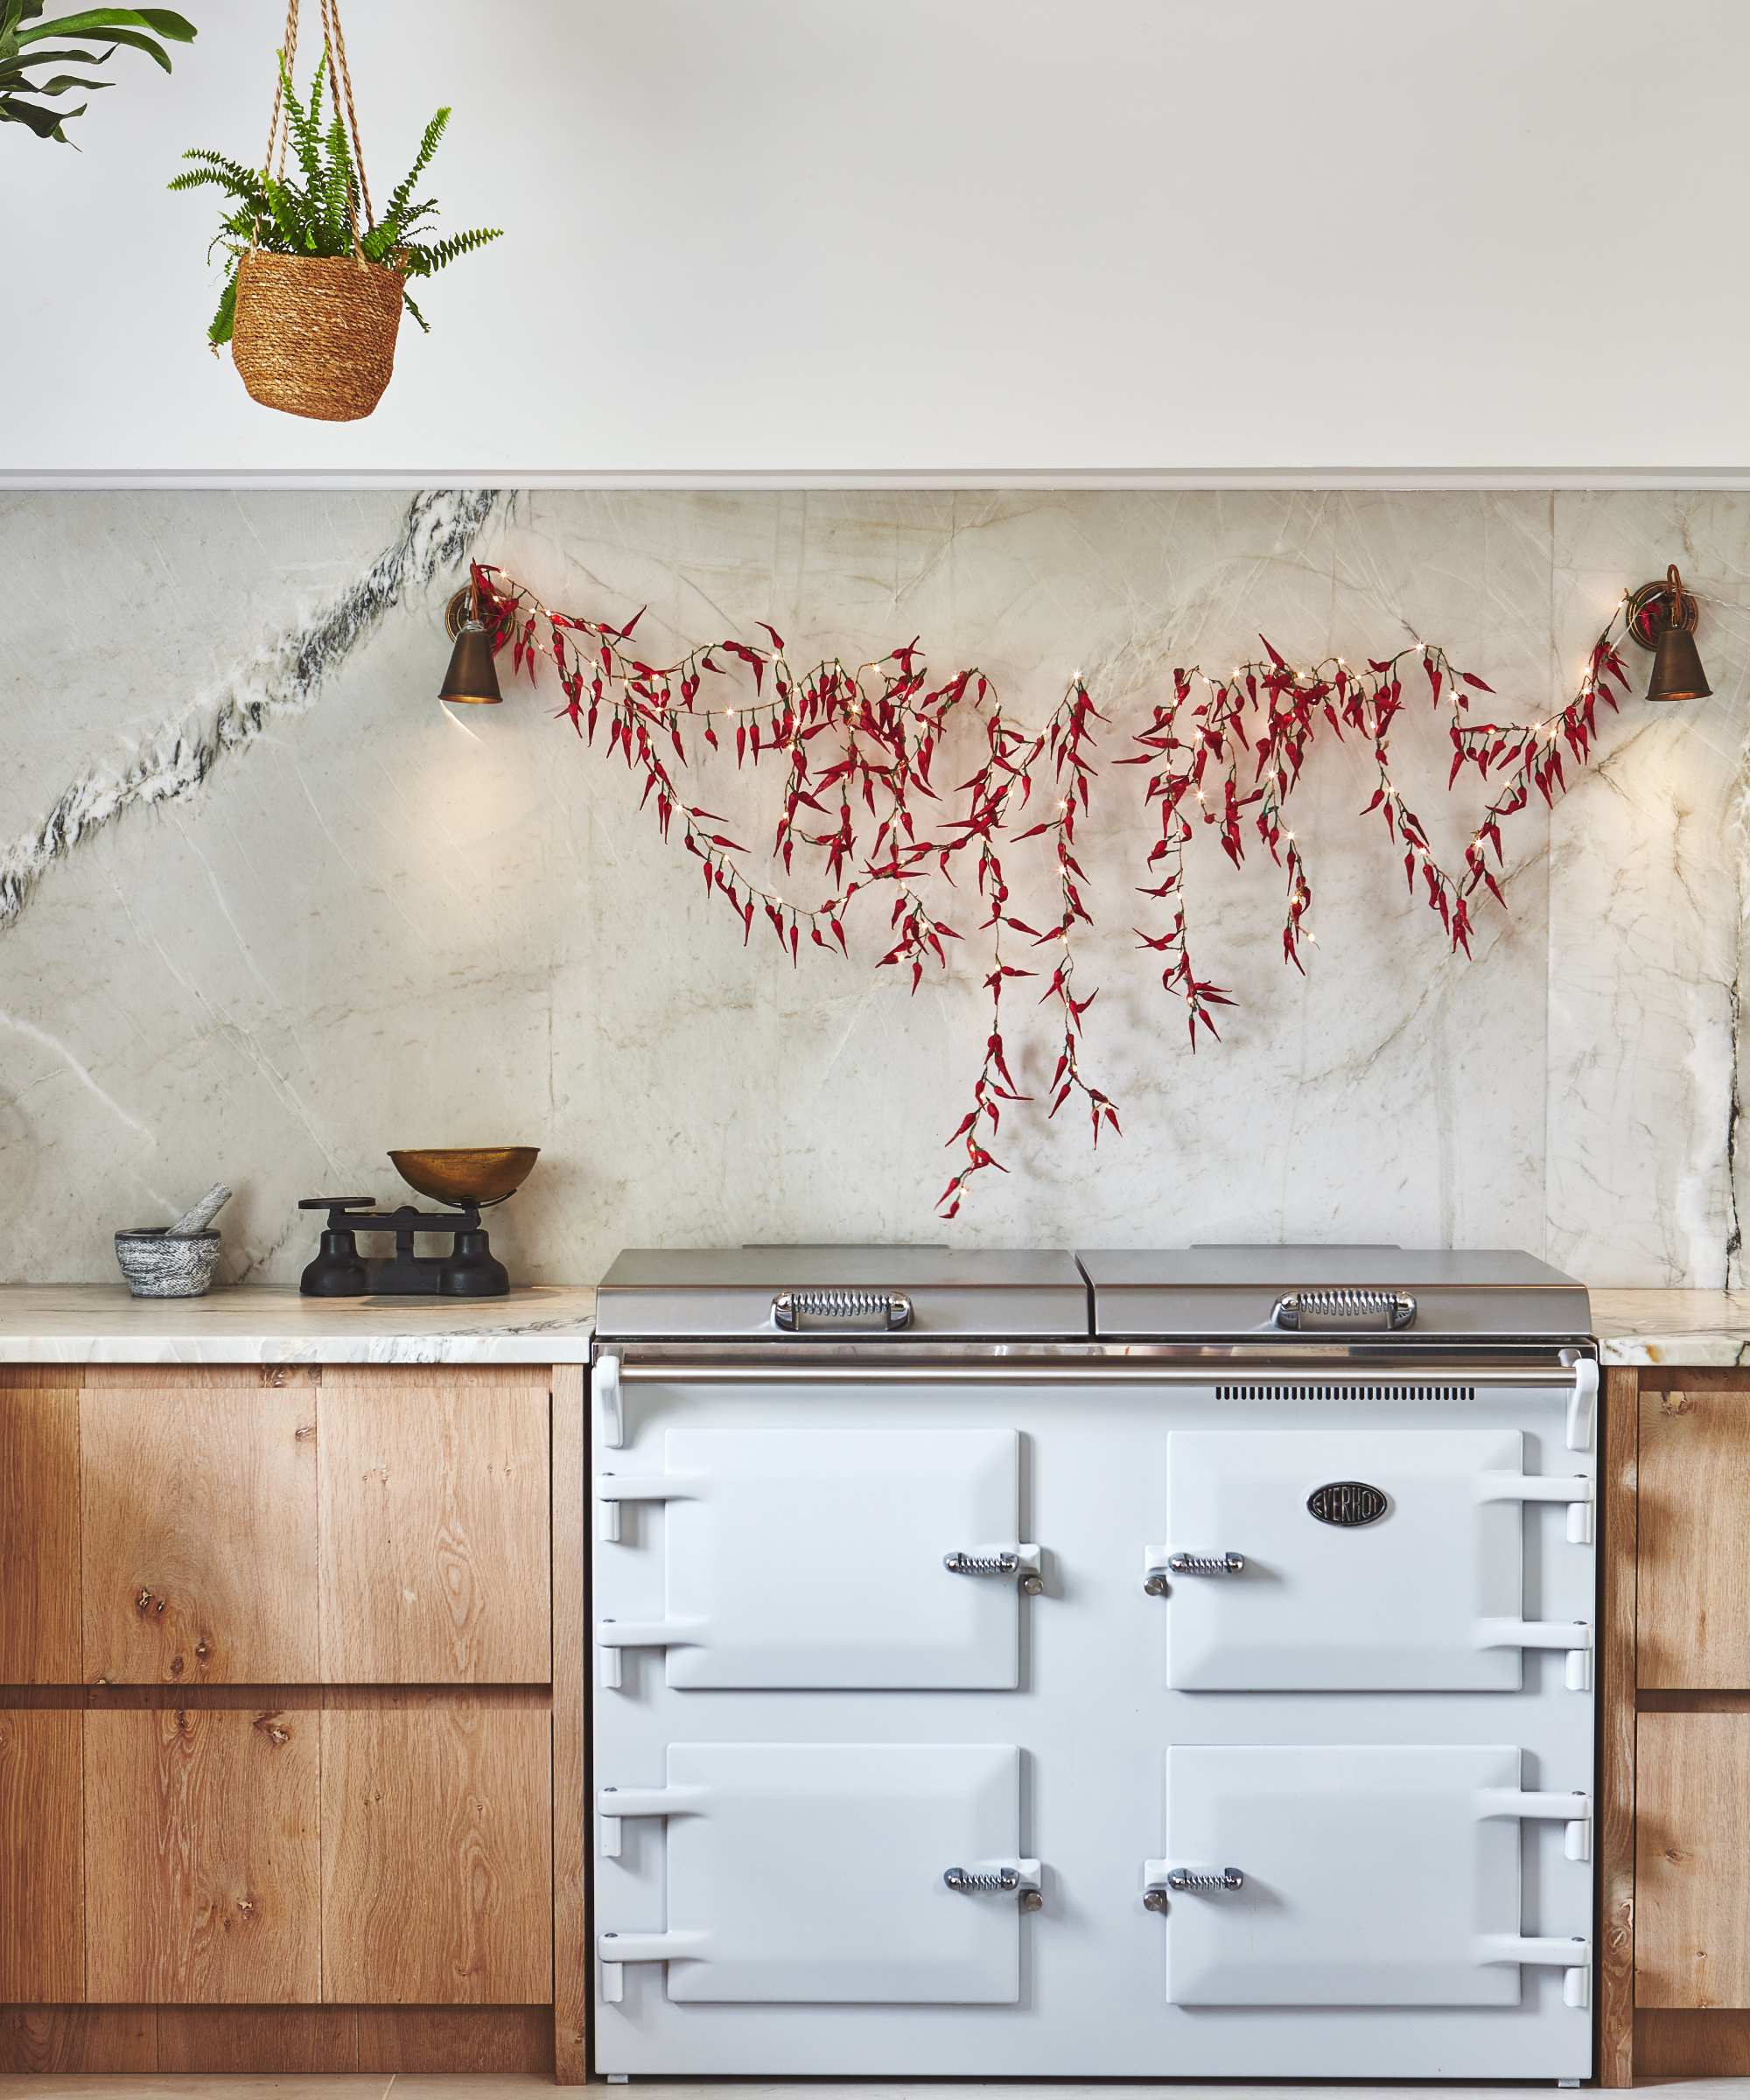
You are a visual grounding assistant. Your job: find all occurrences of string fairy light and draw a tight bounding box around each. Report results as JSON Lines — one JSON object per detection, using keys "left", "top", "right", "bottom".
{"left": 461, "top": 561, "right": 1639, "bottom": 1208}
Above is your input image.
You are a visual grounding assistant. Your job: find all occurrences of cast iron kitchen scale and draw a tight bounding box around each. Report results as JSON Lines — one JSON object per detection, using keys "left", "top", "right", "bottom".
{"left": 298, "top": 1146, "right": 537, "bottom": 1298}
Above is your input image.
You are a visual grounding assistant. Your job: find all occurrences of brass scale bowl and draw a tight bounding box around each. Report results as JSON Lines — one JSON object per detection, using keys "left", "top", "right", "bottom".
{"left": 388, "top": 1145, "right": 540, "bottom": 1206}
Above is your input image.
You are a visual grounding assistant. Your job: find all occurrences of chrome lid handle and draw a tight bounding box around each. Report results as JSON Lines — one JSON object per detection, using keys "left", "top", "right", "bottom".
{"left": 1272, "top": 1288, "right": 1416, "bottom": 1332}
{"left": 773, "top": 1288, "right": 914, "bottom": 1333}
{"left": 1167, "top": 1866, "right": 1244, "bottom": 1892}
{"left": 1167, "top": 1551, "right": 1245, "bottom": 1576}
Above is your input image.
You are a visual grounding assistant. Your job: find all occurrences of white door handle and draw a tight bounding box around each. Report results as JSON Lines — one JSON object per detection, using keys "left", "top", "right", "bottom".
{"left": 598, "top": 1926, "right": 712, "bottom": 2001}
{"left": 1475, "top": 1618, "right": 1592, "bottom": 1690}
{"left": 1566, "top": 1358, "right": 1598, "bottom": 1452}
{"left": 1477, "top": 1473, "right": 1595, "bottom": 1544}
{"left": 1478, "top": 1788, "right": 1593, "bottom": 1861}
{"left": 596, "top": 1781, "right": 710, "bottom": 1857}
{"left": 595, "top": 1349, "right": 623, "bottom": 1449}
{"left": 1477, "top": 1935, "right": 1591, "bottom": 2007}
{"left": 595, "top": 1614, "right": 707, "bottom": 1689}
{"left": 594, "top": 1468, "right": 705, "bottom": 1542}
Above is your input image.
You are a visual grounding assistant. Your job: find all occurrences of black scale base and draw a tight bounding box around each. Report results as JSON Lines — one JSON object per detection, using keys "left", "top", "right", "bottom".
{"left": 298, "top": 1196, "right": 511, "bottom": 1298}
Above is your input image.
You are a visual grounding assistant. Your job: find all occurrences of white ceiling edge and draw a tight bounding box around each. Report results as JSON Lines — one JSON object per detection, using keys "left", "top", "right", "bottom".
{"left": 7, "top": 467, "right": 1750, "bottom": 494}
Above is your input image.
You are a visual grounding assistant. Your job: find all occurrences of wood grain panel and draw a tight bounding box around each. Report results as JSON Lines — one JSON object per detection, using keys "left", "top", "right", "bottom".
{"left": 321, "top": 1704, "right": 552, "bottom": 2004}
{"left": 0, "top": 2005, "right": 154, "bottom": 2072}
{"left": 0, "top": 1375, "right": 80, "bottom": 1684}
{"left": 155, "top": 2003, "right": 359, "bottom": 2071}
{"left": 551, "top": 1364, "right": 586, "bottom": 2083}
{"left": 81, "top": 1378, "right": 318, "bottom": 1685}
{"left": 356, "top": 2003, "right": 555, "bottom": 2071}
{"left": 85, "top": 1706, "right": 319, "bottom": 2003}
{"left": 1635, "top": 1709, "right": 1750, "bottom": 2006}
{"left": 0, "top": 1710, "right": 82, "bottom": 2001}
{"left": 1638, "top": 1384, "right": 1750, "bottom": 1687}
{"left": 1635, "top": 2006, "right": 1750, "bottom": 2076}
{"left": 1599, "top": 1366, "right": 1638, "bottom": 2085}
{"left": 318, "top": 1372, "right": 550, "bottom": 1684}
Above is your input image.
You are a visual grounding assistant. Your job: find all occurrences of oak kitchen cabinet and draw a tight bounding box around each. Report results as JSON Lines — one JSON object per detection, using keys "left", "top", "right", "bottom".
{"left": 0, "top": 1361, "right": 586, "bottom": 2082}
{"left": 1602, "top": 1368, "right": 1750, "bottom": 2084}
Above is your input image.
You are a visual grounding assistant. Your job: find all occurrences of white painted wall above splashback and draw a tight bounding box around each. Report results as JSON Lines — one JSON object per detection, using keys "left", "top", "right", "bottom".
{"left": 0, "top": 487, "right": 1742, "bottom": 1289}
{"left": 5, "top": 0, "right": 1750, "bottom": 483}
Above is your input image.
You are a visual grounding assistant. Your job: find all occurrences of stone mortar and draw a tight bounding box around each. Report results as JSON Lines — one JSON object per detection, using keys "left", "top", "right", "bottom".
{"left": 114, "top": 1228, "right": 222, "bottom": 1298}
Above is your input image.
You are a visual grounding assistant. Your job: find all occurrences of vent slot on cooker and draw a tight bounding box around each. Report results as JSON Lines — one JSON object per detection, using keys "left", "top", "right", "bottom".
{"left": 1215, "top": 1382, "right": 1475, "bottom": 1404}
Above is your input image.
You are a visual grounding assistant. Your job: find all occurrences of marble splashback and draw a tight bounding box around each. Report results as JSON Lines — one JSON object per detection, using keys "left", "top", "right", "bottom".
{"left": 1, "top": 489, "right": 1744, "bottom": 1290}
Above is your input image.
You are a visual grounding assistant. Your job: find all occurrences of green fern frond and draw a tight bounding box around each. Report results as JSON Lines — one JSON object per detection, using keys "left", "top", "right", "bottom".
{"left": 380, "top": 104, "right": 448, "bottom": 230}
{"left": 398, "top": 224, "right": 501, "bottom": 278}
{"left": 283, "top": 48, "right": 326, "bottom": 192}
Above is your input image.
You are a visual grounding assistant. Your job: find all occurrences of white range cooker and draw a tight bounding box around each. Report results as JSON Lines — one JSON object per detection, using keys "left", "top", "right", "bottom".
{"left": 589, "top": 1246, "right": 1598, "bottom": 2082}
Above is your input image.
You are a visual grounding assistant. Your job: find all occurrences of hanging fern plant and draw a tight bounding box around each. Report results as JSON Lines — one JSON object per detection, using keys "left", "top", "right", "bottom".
{"left": 170, "top": 47, "right": 501, "bottom": 347}
{"left": 2, "top": 2, "right": 195, "bottom": 144}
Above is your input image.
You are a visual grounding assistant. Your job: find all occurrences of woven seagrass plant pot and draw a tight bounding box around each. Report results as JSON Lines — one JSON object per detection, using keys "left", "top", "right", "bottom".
{"left": 231, "top": 249, "right": 406, "bottom": 422}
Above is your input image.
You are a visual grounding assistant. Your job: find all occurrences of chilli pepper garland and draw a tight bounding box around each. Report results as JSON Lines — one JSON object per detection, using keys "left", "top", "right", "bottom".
{"left": 466, "top": 565, "right": 1634, "bottom": 1217}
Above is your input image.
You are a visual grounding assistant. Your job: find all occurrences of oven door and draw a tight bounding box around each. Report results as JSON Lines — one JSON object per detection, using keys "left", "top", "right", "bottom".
{"left": 598, "top": 1741, "right": 1034, "bottom": 2003}
{"left": 597, "top": 1424, "right": 1033, "bottom": 1689}
{"left": 1153, "top": 1744, "right": 1592, "bottom": 2008}
{"left": 1158, "top": 1427, "right": 1593, "bottom": 1690}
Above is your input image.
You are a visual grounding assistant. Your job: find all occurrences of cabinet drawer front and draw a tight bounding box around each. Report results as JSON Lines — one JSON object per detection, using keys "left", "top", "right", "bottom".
{"left": 84, "top": 1706, "right": 319, "bottom": 2004}
{"left": 0, "top": 1376, "right": 81, "bottom": 1684}
{"left": 80, "top": 1382, "right": 318, "bottom": 1686}
{"left": 318, "top": 1376, "right": 551, "bottom": 1684}
{"left": 0, "top": 1709, "right": 82, "bottom": 2001}
{"left": 1635, "top": 1711, "right": 1750, "bottom": 2007}
{"left": 1638, "top": 1390, "right": 1750, "bottom": 1688}
{"left": 320, "top": 1704, "right": 553, "bottom": 2003}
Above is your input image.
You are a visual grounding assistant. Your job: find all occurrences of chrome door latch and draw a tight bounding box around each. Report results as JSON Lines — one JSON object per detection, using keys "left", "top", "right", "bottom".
{"left": 1144, "top": 1545, "right": 1243, "bottom": 1593}
{"left": 1272, "top": 1287, "right": 1416, "bottom": 1331}
{"left": 773, "top": 1287, "right": 913, "bottom": 1332}
{"left": 944, "top": 1858, "right": 1043, "bottom": 1911}
{"left": 944, "top": 1544, "right": 1045, "bottom": 1595}
{"left": 1143, "top": 1858, "right": 1243, "bottom": 1910}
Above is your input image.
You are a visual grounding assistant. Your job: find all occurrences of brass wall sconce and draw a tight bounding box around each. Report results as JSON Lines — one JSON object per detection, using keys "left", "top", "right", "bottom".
{"left": 1627, "top": 564, "right": 1712, "bottom": 703}
{"left": 439, "top": 576, "right": 503, "bottom": 705}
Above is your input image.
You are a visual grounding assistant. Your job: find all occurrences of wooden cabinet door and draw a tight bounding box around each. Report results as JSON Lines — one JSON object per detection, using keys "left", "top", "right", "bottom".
{"left": 318, "top": 1372, "right": 550, "bottom": 1684}
{"left": 0, "top": 1710, "right": 82, "bottom": 2000}
{"left": 1639, "top": 1386, "right": 1750, "bottom": 1686}
{"left": 1635, "top": 1710, "right": 1750, "bottom": 2006}
{"left": 320, "top": 1703, "right": 552, "bottom": 2002}
{"left": 84, "top": 1705, "right": 320, "bottom": 2003}
{"left": 81, "top": 1370, "right": 319, "bottom": 1686}
{"left": 0, "top": 1371, "right": 81, "bottom": 1683}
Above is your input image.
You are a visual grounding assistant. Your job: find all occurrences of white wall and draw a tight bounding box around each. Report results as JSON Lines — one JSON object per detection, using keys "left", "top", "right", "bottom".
{"left": 5, "top": 0, "right": 1749, "bottom": 482}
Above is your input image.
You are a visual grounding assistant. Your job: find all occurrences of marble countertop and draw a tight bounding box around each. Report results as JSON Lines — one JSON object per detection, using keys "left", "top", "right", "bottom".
{"left": 0, "top": 1283, "right": 1741, "bottom": 1368}
{"left": 0, "top": 1284, "right": 598, "bottom": 1363}
{"left": 1590, "top": 1290, "right": 1750, "bottom": 1367}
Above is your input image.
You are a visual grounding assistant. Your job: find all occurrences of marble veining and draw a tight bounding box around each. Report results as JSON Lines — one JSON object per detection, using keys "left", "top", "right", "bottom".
{"left": 0, "top": 487, "right": 497, "bottom": 931}
{"left": 1, "top": 490, "right": 1746, "bottom": 1289}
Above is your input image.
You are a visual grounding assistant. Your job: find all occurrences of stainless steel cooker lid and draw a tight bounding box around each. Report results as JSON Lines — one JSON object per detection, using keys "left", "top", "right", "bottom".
{"left": 595, "top": 1245, "right": 1089, "bottom": 1340}
{"left": 1077, "top": 1245, "right": 1591, "bottom": 1340}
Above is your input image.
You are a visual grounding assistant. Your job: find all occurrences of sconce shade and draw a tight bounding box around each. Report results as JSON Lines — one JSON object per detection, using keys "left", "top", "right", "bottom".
{"left": 1647, "top": 624, "right": 1712, "bottom": 704}
{"left": 439, "top": 622, "right": 503, "bottom": 704}
{"left": 1628, "top": 562, "right": 1712, "bottom": 703}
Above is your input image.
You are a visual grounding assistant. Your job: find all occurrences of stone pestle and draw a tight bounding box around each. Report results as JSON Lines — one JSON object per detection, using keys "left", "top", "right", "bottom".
{"left": 166, "top": 1184, "right": 232, "bottom": 1237}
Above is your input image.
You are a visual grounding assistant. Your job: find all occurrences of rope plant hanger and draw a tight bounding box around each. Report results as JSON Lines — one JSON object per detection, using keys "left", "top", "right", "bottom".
{"left": 169, "top": 0, "right": 500, "bottom": 422}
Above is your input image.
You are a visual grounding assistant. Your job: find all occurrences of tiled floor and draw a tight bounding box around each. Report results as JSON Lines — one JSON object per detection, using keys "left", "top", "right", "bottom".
{"left": 0, "top": 2081, "right": 1736, "bottom": 2098}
